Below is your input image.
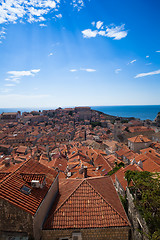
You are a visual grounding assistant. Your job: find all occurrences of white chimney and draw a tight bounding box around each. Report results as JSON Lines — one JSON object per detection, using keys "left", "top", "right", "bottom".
{"left": 137, "top": 160, "right": 143, "bottom": 169}
{"left": 31, "top": 180, "right": 41, "bottom": 188}
{"left": 131, "top": 158, "right": 136, "bottom": 165}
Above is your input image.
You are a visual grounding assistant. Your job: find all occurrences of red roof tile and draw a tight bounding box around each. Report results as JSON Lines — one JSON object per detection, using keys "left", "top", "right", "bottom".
{"left": 0, "top": 159, "right": 58, "bottom": 215}
{"left": 43, "top": 177, "right": 130, "bottom": 229}
{"left": 143, "top": 158, "right": 160, "bottom": 172}
{"left": 115, "top": 164, "right": 143, "bottom": 191}
{"left": 128, "top": 135, "right": 151, "bottom": 143}
{"left": 94, "top": 154, "right": 112, "bottom": 175}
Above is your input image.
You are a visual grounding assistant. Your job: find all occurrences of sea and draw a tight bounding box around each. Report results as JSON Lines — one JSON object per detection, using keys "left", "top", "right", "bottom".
{"left": 0, "top": 105, "right": 160, "bottom": 121}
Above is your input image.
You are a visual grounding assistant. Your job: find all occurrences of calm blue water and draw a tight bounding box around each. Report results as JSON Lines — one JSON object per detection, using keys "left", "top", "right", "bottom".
{"left": 91, "top": 105, "right": 160, "bottom": 121}
{"left": 0, "top": 105, "right": 159, "bottom": 121}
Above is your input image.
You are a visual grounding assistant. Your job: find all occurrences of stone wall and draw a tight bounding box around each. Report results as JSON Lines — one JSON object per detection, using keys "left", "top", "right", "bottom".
{"left": 0, "top": 177, "right": 59, "bottom": 240}
{"left": 128, "top": 140, "right": 151, "bottom": 153}
{"left": 125, "top": 131, "right": 154, "bottom": 140}
{"left": 33, "top": 176, "right": 59, "bottom": 240}
{"left": 42, "top": 227, "right": 130, "bottom": 240}
{"left": 126, "top": 188, "right": 149, "bottom": 240}
{"left": 115, "top": 175, "right": 126, "bottom": 197}
{"left": 0, "top": 198, "right": 33, "bottom": 238}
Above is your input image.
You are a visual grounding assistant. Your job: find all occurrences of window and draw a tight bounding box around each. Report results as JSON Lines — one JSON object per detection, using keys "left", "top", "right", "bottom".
{"left": 59, "top": 238, "right": 69, "bottom": 240}
{"left": 21, "top": 185, "right": 31, "bottom": 195}
{"left": 73, "top": 237, "right": 78, "bottom": 240}
{"left": 72, "top": 233, "right": 82, "bottom": 240}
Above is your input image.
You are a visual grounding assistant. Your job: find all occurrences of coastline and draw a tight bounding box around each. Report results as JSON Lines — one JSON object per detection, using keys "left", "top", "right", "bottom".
{"left": 0, "top": 105, "right": 160, "bottom": 121}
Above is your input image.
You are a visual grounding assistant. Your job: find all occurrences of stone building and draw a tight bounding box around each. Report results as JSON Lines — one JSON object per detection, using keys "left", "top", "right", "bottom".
{"left": 0, "top": 144, "right": 11, "bottom": 155}
{"left": 0, "top": 159, "right": 58, "bottom": 240}
{"left": 75, "top": 107, "right": 92, "bottom": 121}
{"left": 1, "top": 111, "right": 21, "bottom": 121}
{"left": 0, "top": 160, "right": 131, "bottom": 240}
{"left": 126, "top": 188, "right": 149, "bottom": 240}
{"left": 128, "top": 135, "right": 151, "bottom": 153}
{"left": 42, "top": 177, "right": 131, "bottom": 240}
{"left": 114, "top": 118, "right": 122, "bottom": 141}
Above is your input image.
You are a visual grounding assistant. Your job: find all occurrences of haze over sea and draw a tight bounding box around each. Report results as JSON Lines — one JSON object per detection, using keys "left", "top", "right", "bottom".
{"left": 0, "top": 105, "right": 160, "bottom": 121}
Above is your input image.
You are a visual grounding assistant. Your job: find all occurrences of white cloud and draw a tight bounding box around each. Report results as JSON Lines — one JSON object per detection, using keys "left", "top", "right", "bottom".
{"left": 98, "top": 30, "right": 106, "bottom": 36}
{"left": 55, "top": 13, "right": 62, "bottom": 19}
{"left": 70, "top": 68, "right": 96, "bottom": 72}
{"left": 0, "top": 0, "right": 85, "bottom": 26}
{"left": 8, "top": 69, "right": 39, "bottom": 77}
{"left": 5, "top": 78, "right": 20, "bottom": 83}
{"left": 81, "top": 68, "right": 96, "bottom": 72}
{"left": 82, "top": 23, "right": 128, "bottom": 40}
{"left": 71, "top": 0, "right": 85, "bottom": 11}
{"left": 156, "top": 51, "right": 160, "bottom": 53}
{"left": 146, "top": 55, "right": 149, "bottom": 58}
{"left": 31, "top": 69, "right": 40, "bottom": 73}
{"left": 135, "top": 69, "right": 160, "bottom": 78}
{"left": 0, "top": 0, "right": 58, "bottom": 24}
{"left": 0, "top": 27, "right": 6, "bottom": 43}
{"left": 91, "top": 21, "right": 95, "bottom": 26}
{"left": 146, "top": 63, "right": 152, "bottom": 66}
{"left": 96, "top": 21, "right": 103, "bottom": 30}
{"left": 6, "top": 69, "right": 40, "bottom": 84}
{"left": 8, "top": 71, "right": 33, "bottom": 77}
{"left": 128, "top": 59, "right": 136, "bottom": 64}
{"left": 48, "top": 52, "right": 53, "bottom": 56}
{"left": 115, "top": 68, "right": 122, "bottom": 74}
{"left": 82, "top": 29, "right": 98, "bottom": 38}
{"left": 39, "top": 23, "right": 47, "bottom": 27}
{"left": 106, "top": 24, "right": 128, "bottom": 40}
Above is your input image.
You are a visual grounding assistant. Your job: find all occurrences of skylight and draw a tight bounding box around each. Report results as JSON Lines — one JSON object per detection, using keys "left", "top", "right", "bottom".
{"left": 21, "top": 185, "right": 31, "bottom": 195}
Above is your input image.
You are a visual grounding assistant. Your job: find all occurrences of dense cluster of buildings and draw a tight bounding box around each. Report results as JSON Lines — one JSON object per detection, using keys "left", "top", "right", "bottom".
{"left": 0, "top": 107, "right": 160, "bottom": 240}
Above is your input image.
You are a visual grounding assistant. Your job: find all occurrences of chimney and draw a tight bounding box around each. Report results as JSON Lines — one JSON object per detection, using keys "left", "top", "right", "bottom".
{"left": 5, "top": 158, "right": 10, "bottom": 167}
{"left": 137, "top": 160, "right": 143, "bottom": 169}
{"left": 83, "top": 166, "right": 87, "bottom": 178}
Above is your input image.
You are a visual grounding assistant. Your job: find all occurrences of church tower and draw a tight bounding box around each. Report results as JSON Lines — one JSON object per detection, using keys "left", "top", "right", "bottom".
{"left": 114, "top": 118, "right": 122, "bottom": 141}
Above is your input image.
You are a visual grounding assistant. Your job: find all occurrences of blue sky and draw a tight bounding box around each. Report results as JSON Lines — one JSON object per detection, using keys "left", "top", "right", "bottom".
{"left": 0, "top": 0, "right": 160, "bottom": 108}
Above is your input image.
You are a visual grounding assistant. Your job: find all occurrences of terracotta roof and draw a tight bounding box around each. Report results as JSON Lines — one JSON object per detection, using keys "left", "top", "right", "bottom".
{"left": 40, "top": 156, "right": 67, "bottom": 172}
{"left": 115, "top": 164, "right": 143, "bottom": 191}
{"left": 140, "top": 147, "right": 155, "bottom": 154}
{"left": 2, "top": 112, "right": 17, "bottom": 115}
{"left": 0, "top": 172, "right": 11, "bottom": 182}
{"left": 103, "top": 155, "right": 121, "bottom": 168}
{"left": 135, "top": 154, "right": 149, "bottom": 163}
{"left": 128, "top": 135, "right": 151, "bottom": 143}
{"left": 16, "top": 146, "right": 27, "bottom": 154}
{"left": 123, "top": 151, "right": 138, "bottom": 160}
{"left": 20, "top": 173, "right": 46, "bottom": 184}
{"left": 43, "top": 176, "right": 130, "bottom": 229}
{"left": 0, "top": 144, "right": 11, "bottom": 149}
{"left": 94, "top": 154, "right": 112, "bottom": 175}
{"left": 143, "top": 152, "right": 160, "bottom": 164}
{"left": 128, "top": 126, "right": 154, "bottom": 133}
{"left": 115, "top": 147, "right": 130, "bottom": 157}
{"left": 0, "top": 159, "right": 58, "bottom": 215}
{"left": 58, "top": 172, "right": 66, "bottom": 179}
{"left": 143, "top": 158, "right": 160, "bottom": 172}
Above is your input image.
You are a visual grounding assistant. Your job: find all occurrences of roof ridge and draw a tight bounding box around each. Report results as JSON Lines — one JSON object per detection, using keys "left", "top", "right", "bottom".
{"left": 20, "top": 172, "right": 46, "bottom": 175}
{"left": 100, "top": 154, "right": 112, "bottom": 168}
{"left": 86, "top": 178, "right": 130, "bottom": 225}
{"left": 144, "top": 157, "right": 160, "bottom": 167}
{"left": 53, "top": 179, "right": 84, "bottom": 214}
{"left": 0, "top": 158, "right": 32, "bottom": 185}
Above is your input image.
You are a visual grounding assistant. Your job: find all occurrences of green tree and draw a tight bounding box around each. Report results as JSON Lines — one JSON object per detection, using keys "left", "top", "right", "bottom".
{"left": 125, "top": 171, "right": 160, "bottom": 238}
